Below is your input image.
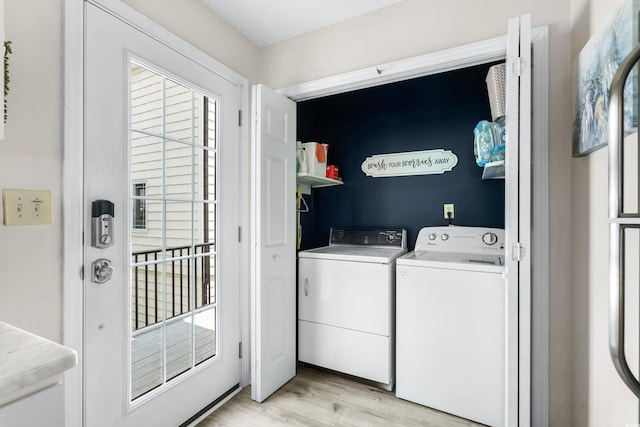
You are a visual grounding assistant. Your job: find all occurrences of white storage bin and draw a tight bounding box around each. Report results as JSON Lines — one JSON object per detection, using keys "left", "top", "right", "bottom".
{"left": 302, "top": 142, "right": 328, "bottom": 177}
{"left": 486, "top": 63, "right": 506, "bottom": 120}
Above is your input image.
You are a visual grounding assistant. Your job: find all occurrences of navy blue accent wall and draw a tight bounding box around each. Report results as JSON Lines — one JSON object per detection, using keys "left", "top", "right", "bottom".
{"left": 297, "top": 62, "right": 505, "bottom": 251}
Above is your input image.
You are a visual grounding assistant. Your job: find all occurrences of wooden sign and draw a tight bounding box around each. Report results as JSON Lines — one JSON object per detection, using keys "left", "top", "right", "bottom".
{"left": 361, "top": 149, "right": 458, "bottom": 177}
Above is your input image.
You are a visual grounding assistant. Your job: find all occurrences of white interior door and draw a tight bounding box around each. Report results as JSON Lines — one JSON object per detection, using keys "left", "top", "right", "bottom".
{"left": 251, "top": 84, "right": 297, "bottom": 402}
{"left": 84, "top": 3, "right": 242, "bottom": 425}
{"left": 505, "top": 13, "right": 532, "bottom": 427}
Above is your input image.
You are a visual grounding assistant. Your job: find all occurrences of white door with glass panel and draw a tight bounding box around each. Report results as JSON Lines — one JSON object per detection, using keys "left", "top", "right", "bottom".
{"left": 84, "top": 3, "right": 241, "bottom": 425}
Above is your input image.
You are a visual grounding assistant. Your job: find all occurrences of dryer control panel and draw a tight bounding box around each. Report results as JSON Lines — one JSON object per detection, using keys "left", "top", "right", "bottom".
{"left": 329, "top": 228, "right": 407, "bottom": 249}
{"left": 414, "top": 226, "right": 505, "bottom": 254}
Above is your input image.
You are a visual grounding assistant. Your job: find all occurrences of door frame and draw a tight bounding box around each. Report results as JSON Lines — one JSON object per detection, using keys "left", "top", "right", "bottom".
{"left": 275, "top": 27, "right": 549, "bottom": 425}
{"left": 63, "top": 1, "right": 250, "bottom": 426}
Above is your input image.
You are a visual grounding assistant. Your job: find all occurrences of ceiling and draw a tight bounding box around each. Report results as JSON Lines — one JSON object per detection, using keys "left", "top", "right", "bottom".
{"left": 200, "top": 0, "right": 405, "bottom": 47}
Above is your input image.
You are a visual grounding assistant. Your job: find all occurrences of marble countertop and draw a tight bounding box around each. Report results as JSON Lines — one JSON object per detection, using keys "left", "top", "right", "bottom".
{"left": 0, "top": 321, "right": 77, "bottom": 407}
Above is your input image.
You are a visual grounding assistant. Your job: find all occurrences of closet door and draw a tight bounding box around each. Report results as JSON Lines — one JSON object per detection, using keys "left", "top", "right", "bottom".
{"left": 251, "top": 84, "right": 297, "bottom": 402}
{"left": 505, "top": 13, "right": 532, "bottom": 427}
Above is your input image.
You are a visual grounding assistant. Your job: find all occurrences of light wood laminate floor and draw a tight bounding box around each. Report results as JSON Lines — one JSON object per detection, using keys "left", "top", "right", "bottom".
{"left": 197, "top": 365, "right": 484, "bottom": 427}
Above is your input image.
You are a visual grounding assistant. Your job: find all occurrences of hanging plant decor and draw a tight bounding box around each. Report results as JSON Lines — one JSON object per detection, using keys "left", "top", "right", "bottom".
{"left": 4, "top": 41, "right": 11, "bottom": 123}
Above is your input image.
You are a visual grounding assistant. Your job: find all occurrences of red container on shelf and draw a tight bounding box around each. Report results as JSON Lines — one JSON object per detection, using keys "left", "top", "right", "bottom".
{"left": 326, "top": 165, "right": 339, "bottom": 180}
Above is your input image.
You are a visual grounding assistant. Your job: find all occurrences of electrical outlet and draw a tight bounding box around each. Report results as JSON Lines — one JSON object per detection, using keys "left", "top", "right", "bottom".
{"left": 443, "top": 203, "right": 455, "bottom": 219}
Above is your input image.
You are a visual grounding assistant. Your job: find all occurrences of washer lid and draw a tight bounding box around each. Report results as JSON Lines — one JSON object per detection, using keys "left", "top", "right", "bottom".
{"left": 397, "top": 250, "right": 505, "bottom": 272}
{"left": 298, "top": 245, "right": 408, "bottom": 264}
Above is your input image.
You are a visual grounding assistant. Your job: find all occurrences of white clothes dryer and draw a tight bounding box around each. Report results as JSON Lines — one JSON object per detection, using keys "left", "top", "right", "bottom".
{"left": 297, "top": 228, "right": 407, "bottom": 390}
{"left": 395, "top": 226, "right": 506, "bottom": 426}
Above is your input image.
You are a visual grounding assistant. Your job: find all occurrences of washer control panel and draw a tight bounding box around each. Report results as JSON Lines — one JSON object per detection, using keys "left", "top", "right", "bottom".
{"left": 414, "top": 226, "right": 505, "bottom": 254}
{"left": 481, "top": 232, "right": 499, "bottom": 246}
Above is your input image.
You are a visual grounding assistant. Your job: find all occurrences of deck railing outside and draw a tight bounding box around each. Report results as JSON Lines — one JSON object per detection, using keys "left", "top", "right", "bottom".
{"left": 131, "top": 243, "right": 214, "bottom": 330}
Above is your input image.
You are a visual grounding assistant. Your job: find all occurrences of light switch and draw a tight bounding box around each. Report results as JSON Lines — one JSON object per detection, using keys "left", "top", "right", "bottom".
{"left": 2, "top": 189, "right": 52, "bottom": 226}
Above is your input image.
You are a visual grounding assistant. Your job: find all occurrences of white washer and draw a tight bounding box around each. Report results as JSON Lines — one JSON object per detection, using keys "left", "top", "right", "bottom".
{"left": 395, "top": 226, "right": 505, "bottom": 426}
{"left": 298, "top": 228, "right": 407, "bottom": 389}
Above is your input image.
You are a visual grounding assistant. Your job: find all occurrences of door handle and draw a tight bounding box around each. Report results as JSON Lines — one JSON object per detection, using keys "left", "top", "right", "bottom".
{"left": 608, "top": 43, "right": 640, "bottom": 399}
{"left": 304, "top": 278, "right": 309, "bottom": 296}
{"left": 92, "top": 258, "right": 114, "bottom": 284}
{"left": 609, "top": 224, "right": 640, "bottom": 398}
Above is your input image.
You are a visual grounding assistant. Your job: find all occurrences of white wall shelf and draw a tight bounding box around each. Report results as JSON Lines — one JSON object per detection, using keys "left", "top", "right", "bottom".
{"left": 297, "top": 173, "right": 343, "bottom": 194}
{"left": 481, "top": 160, "right": 505, "bottom": 180}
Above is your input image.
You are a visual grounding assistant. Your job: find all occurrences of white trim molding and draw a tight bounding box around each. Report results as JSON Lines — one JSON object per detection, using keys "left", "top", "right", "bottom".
{"left": 278, "top": 34, "right": 508, "bottom": 101}
{"left": 62, "top": 1, "right": 84, "bottom": 427}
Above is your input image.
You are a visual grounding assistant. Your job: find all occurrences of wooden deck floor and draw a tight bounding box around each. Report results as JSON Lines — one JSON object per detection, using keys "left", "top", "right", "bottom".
{"left": 131, "top": 317, "right": 216, "bottom": 399}
{"left": 197, "top": 365, "right": 483, "bottom": 427}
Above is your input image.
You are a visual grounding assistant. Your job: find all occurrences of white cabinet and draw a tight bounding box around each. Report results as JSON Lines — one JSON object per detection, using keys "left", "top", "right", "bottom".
{"left": 0, "top": 321, "right": 76, "bottom": 427}
{"left": 0, "top": 384, "right": 64, "bottom": 427}
{"left": 297, "top": 257, "right": 395, "bottom": 388}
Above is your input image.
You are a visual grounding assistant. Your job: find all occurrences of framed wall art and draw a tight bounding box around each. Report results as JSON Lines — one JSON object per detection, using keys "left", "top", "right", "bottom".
{"left": 572, "top": 0, "right": 640, "bottom": 156}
